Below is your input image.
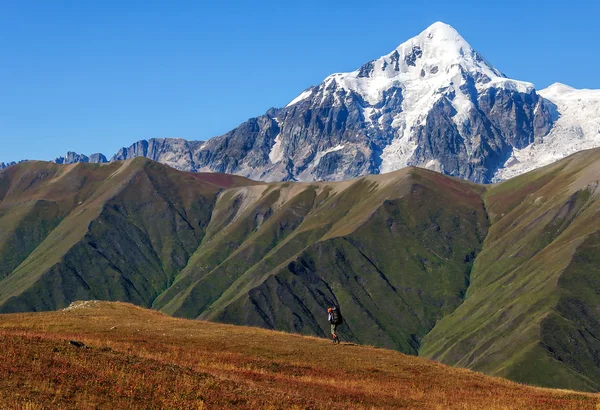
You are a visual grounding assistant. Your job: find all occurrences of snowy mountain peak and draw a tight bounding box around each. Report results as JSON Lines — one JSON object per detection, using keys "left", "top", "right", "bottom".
{"left": 539, "top": 82, "right": 600, "bottom": 101}
{"left": 286, "top": 22, "right": 532, "bottom": 108}
{"left": 400, "top": 21, "right": 484, "bottom": 68}
{"left": 542, "top": 82, "right": 576, "bottom": 93}
{"left": 384, "top": 21, "right": 498, "bottom": 82}
{"left": 422, "top": 21, "right": 460, "bottom": 39}
{"left": 276, "top": 21, "right": 548, "bottom": 182}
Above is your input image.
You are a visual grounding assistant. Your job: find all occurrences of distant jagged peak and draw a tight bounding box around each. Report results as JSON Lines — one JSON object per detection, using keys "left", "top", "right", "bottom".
{"left": 111, "top": 137, "right": 205, "bottom": 161}
{"left": 53, "top": 151, "right": 89, "bottom": 165}
{"left": 89, "top": 153, "right": 109, "bottom": 163}
{"left": 0, "top": 160, "right": 29, "bottom": 171}
{"left": 53, "top": 151, "right": 108, "bottom": 165}
{"left": 540, "top": 82, "right": 600, "bottom": 100}
{"left": 0, "top": 161, "right": 16, "bottom": 170}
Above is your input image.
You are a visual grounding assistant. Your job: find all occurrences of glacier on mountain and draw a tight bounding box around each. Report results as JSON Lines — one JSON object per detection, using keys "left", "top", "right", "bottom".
{"left": 274, "top": 21, "right": 551, "bottom": 182}
{"left": 494, "top": 83, "right": 600, "bottom": 180}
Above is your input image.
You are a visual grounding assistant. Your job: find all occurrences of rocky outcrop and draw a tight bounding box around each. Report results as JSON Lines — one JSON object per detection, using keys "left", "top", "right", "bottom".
{"left": 0, "top": 161, "right": 25, "bottom": 171}
{"left": 112, "top": 138, "right": 204, "bottom": 172}
{"left": 0, "top": 162, "right": 16, "bottom": 170}
{"left": 54, "top": 152, "right": 89, "bottom": 164}
{"left": 53, "top": 152, "right": 108, "bottom": 165}
{"left": 89, "top": 153, "right": 108, "bottom": 163}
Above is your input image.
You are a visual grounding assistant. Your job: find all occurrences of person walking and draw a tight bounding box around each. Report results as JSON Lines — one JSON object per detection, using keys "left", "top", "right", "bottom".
{"left": 327, "top": 306, "right": 342, "bottom": 344}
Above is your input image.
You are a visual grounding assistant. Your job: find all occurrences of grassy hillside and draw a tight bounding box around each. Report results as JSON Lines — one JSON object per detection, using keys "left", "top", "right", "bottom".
{"left": 1, "top": 301, "right": 597, "bottom": 409}
{"left": 0, "top": 161, "right": 488, "bottom": 356}
{"left": 154, "top": 168, "right": 488, "bottom": 353}
{"left": 1, "top": 149, "right": 599, "bottom": 392}
{"left": 421, "top": 148, "right": 600, "bottom": 391}
{"left": 0, "top": 159, "right": 253, "bottom": 313}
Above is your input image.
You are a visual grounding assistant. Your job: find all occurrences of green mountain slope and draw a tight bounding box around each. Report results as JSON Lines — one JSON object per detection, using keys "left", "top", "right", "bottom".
{"left": 0, "top": 149, "right": 599, "bottom": 391}
{"left": 159, "top": 169, "right": 488, "bottom": 353}
{"left": 421, "top": 148, "right": 600, "bottom": 391}
{"left": 0, "top": 160, "right": 488, "bottom": 355}
{"left": 0, "top": 159, "right": 253, "bottom": 312}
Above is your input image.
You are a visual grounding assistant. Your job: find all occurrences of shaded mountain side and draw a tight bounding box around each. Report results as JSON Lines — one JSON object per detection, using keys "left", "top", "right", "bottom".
{"left": 161, "top": 169, "right": 488, "bottom": 353}
{"left": 0, "top": 159, "right": 255, "bottom": 313}
{"left": 420, "top": 148, "right": 600, "bottom": 391}
{"left": 541, "top": 231, "right": 600, "bottom": 388}
{"left": 0, "top": 161, "right": 126, "bottom": 281}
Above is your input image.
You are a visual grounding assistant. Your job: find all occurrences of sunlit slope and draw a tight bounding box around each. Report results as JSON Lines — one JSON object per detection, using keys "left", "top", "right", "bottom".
{"left": 421, "top": 148, "right": 600, "bottom": 391}
{"left": 1, "top": 301, "right": 597, "bottom": 409}
{"left": 0, "top": 160, "right": 488, "bottom": 356}
{"left": 0, "top": 159, "right": 253, "bottom": 313}
{"left": 155, "top": 168, "right": 488, "bottom": 353}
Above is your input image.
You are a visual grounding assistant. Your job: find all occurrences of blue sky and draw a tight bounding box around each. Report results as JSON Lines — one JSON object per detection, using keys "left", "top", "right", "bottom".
{"left": 1, "top": 0, "right": 599, "bottom": 163}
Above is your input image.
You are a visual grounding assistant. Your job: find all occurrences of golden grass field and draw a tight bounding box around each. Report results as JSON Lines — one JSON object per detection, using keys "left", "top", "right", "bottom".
{"left": 1, "top": 301, "right": 598, "bottom": 409}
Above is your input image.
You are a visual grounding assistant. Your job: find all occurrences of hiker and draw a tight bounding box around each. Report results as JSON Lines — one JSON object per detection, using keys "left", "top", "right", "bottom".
{"left": 327, "top": 306, "right": 342, "bottom": 344}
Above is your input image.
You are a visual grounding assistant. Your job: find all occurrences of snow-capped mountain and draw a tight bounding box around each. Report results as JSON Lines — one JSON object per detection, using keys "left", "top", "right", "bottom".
{"left": 3, "top": 22, "right": 599, "bottom": 184}
{"left": 192, "top": 21, "right": 552, "bottom": 183}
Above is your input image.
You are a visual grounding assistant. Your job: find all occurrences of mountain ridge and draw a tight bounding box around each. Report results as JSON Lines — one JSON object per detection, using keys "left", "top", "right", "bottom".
{"left": 1, "top": 148, "right": 599, "bottom": 390}
{"left": 422, "top": 147, "right": 600, "bottom": 391}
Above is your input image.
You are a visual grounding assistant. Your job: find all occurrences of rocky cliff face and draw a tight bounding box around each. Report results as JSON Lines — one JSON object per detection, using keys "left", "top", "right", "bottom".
{"left": 408, "top": 85, "right": 553, "bottom": 182}
{"left": 111, "top": 138, "right": 204, "bottom": 171}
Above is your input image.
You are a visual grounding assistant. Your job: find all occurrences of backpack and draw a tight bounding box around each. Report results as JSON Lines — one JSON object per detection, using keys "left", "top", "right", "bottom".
{"left": 331, "top": 307, "right": 343, "bottom": 325}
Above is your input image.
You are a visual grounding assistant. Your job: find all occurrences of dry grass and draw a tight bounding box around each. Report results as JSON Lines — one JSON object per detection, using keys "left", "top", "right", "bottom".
{"left": 1, "top": 302, "right": 598, "bottom": 409}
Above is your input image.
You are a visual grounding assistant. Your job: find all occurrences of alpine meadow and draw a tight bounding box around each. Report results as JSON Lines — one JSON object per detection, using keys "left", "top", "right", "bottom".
{"left": 2, "top": 302, "right": 599, "bottom": 409}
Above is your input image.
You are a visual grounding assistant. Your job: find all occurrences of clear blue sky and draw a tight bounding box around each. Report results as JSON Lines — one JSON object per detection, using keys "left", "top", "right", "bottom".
{"left": 1, "top": 0, "right": 599, "bottom": 163}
